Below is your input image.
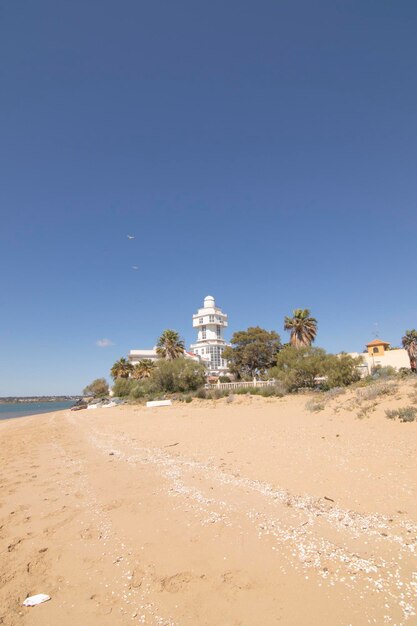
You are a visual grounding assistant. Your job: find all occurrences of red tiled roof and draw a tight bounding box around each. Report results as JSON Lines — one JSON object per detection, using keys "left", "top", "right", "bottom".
{"left": 366, "top": 339, "right": 390, "bottom": 347}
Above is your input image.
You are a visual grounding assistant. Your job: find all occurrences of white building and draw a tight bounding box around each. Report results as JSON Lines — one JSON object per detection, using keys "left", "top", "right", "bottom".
{"left": 128, "top": 348, "right": 200, "bottom": 365}
{"left": 348, "top": 338, "right": 410, "bottom": 376}
{"left": 128, "top": 348, "right": 159, "bottom": 364}
{"left": 190, "top": 295, "right": 230, "bottom": 375}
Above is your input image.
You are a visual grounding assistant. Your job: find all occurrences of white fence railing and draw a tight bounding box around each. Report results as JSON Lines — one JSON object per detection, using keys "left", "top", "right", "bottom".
{"left": 205, "top": 380, "right": 276, "bottom": 391}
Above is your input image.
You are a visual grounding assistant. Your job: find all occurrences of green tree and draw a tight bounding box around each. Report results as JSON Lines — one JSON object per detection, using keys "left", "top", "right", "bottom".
{"left": 269, "top": 346, "right": 361, "bottom": 392}
{"left": 153, "top": 359, "right": 207, "bottom": 392}
{"left": 284, "top": 309, "right": 318, "bottom": 348}
{"left": 110, "top": 357, "right": 134, "bottom": 380}
{"left": 322, "top": 353, "right": 362, "bottom": 389}
{"left": 222, "top": 327, "right": 281, "bottom": 379}
{"left": 269, "top": 346, "right": 326, "bottom": 391}
{"left": 131, "top": 359, "right": 155, "bottom": 379}
{"left": 402, "top": 329, "right": 417, "bottom": 372}
{"left": 112, "top": 378, "right": 134, "bottom": 397}
{"left": 156, "top": 330, "right": 185, "bottom": 360}
{"left": 83, "top": 378, "right": 109, "bottom": 397}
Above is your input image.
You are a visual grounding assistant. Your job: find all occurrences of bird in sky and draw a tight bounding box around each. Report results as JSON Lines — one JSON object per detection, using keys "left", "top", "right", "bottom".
{"left": 127, "top": 235, "right": 135, "bottom": 239}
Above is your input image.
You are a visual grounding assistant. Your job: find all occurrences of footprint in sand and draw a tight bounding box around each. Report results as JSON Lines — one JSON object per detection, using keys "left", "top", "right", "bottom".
{"left": 221, "top": 570, "right": 254, "bottom": 591}
{"left": 128, "top": 567, "right": 145, "bottom": 589}
{"left": 102, "top": 499, "right": 123, "bottom": 511}
{"left": 79, "top": 527, "right": 98, "bottom": 540}
{"left": 159, "top": 571, "right": 203, "bottom": 593}
{"left": 7, "top": 537, "right": 23, "bottom": 552}
{"left": 26, "top": 553, "right": 48, "bottom": 576}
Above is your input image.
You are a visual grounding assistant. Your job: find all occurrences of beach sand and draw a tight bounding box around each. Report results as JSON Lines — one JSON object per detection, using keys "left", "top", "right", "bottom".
{"left": 1, "top": 383, "right": 416, "bottom": 625}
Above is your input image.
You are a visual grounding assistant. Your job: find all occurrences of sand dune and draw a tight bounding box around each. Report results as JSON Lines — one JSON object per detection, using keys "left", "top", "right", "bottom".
{"left": 1, "top": 381, "right": 416, "bottom": 625}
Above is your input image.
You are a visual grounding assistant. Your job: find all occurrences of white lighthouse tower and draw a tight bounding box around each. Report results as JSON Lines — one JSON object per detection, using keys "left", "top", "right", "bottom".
{"left": 190, "top": 295, "right": 229, "bottom": 375}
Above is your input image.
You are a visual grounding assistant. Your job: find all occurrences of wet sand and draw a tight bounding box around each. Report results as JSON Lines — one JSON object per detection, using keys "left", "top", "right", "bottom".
{"left": 1, "top": 385, "right": 416, "bottom": 625}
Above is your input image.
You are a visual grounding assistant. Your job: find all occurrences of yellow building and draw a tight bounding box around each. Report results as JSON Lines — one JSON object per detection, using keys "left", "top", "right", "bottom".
{"left": 348, "top": 339, "right": 410, "bottom": 375}
{"left": 366, "top": 339, "right": 391, "bottom": 357}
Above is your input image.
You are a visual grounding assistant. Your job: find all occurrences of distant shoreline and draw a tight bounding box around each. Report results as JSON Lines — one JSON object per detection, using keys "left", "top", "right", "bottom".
{"left": 0, "top": 396, "right": 82, "bottom": 404}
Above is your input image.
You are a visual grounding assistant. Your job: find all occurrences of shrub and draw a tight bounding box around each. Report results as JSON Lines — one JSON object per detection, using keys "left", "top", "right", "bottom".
{"left": 153, "top": 359, "right": 207, "bottom": 393}
{"left": 399, "top": 407, "right": 417, "bottom": 422}
{"left": 257, "top": 385, "right": 282, "bottom": 397}
{"left": 269, "top": 347, "right": 361, "bottom": 393}
{"left": 385, "top": 407, "right": 417, "bottom": 422}
{"left": 399, "top": 367, "right": 413, "bottom": 378}
{"left": 354, "top": 376, "right": 374, "bottom": 388}
{"left": 272, "top": 381, "right": 289, "bottom": 396}
{"left": 305, "top": 400, "right": 325, "bottom": 412}
{"left": 112, "top": 378, "right": 134, "bottom": 397}
{"left": 408, "top": 391, "right": 417, "bottom": 403}
{"left": 195, "top": 387, "right": 207, "bottom": 399}
{"left": 322, "top": 354, "right": 362, "bottom": 389}
{"left": 232, "top": 385, "right": 284, "bottom": 397}
{"left": 372, "top": 366, "right": 397, "bottom": 379}
{"left": 357, "top": 405, "right": 376, "bottom": 419}
{"left": 184, "top": 395, "right": 193, "bottom": 403}
{"left": 213, "top": 388, "right": 229, "bottom": 399}
{"left": 226, "top": 394, "right": 234, "bottom": 403}
{"left": 129, "top": 379, "right": 160, "bottom": 400}
{"left": 219, "top": 376, "right": 231, "bottom": 383}
{"left": 323, "top": 387, "right": 346, "bottom": 400}
{"left": 83, "top": 378, "right": 109, "bottom": 398}
{"left": 356, "top": 382, "right": 398, "bottom": 403}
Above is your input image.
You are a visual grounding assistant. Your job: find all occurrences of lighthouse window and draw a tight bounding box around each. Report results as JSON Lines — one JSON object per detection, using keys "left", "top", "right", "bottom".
{"left": 209, "top": 315, "right": 214, "bottom": 322}
{"left": 202, "top": 326, "right": 206, "bottom": 339}
{"left": 199, "top": 317, "right": 203, "bottom": 324}
{"left": 216, "top": 325, "right": 221, "bottom": 339}
{"left": 208, "top": 346, "right": 222, "bottom": 369}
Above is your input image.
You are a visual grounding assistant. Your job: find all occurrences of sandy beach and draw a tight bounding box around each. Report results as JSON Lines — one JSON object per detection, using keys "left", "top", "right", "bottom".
{"left": 1, "top": 383, "right": 417, "bottom": 626}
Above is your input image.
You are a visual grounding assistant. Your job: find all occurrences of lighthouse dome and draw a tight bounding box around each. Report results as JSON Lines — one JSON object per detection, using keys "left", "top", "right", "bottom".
{"left": 204, "top": 295, "right": 215, "bottom": 308}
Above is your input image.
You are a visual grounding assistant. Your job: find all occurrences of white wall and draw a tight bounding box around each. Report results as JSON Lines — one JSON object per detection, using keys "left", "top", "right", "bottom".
{"left": 349, "top": 349, "right": 410, "bottom": 374}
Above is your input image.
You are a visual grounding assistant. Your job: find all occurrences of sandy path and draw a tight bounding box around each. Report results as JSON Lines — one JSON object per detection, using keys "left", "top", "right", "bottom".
{"left": 1, "top": 393, "right": 416, "bottom": 625}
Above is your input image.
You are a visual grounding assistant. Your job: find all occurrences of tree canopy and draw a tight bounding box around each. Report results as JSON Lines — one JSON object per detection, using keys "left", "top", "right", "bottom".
{"left": 284, "top": 309, "right": 318, "bottom": 348}
{"left": 110, "top": 357, "right": 133, "bottom": 380}
{"left": 402, "top": 329, "right": 417, "bottom": 372}
{"left": 83, "top": 378, "right": 109, "bottom": 397}
{"left": 152, "top": 359, "right": 207, "bottom": 392}
{"left": 269, "top": 346, "right": 361, "bottom": 391}
{"left": 131, "top": 359, "right": 155, "bottom": 380}
{"left": 223, "top": 326, "right": 281, "bottom": 379}
{"left": 156, "top": 330, "right": 185, "bottom": 360}
{"left": 113, "top": 358, "right": 207, "bottom": 398}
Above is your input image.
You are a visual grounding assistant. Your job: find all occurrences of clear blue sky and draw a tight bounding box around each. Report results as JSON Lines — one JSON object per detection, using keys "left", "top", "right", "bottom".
{"left": 1, "top": 1, "right": 416, "bottom": 395}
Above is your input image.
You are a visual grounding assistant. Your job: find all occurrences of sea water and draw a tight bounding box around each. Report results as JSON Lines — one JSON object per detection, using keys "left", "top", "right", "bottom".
{"left": 0, "top": 401, "right": 74, "bottom": 421}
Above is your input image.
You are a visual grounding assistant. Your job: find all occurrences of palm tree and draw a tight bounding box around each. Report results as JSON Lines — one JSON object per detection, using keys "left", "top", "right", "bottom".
{"left": 284, "top": 309, "right": 318, "bottom": 348}
{"left": 131, "top": 359, "right": 155, "bottom": 379}
{"left": 110, "top": 357, "right": 134, "bottom": 380}
{"left": 402, "top": 329, "right": 417, "bottom": 372}
{"left": 156, "top": 329, "right": 185, "bottom": 360}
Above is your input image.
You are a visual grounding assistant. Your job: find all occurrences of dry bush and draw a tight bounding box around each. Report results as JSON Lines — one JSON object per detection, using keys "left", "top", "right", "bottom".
{"left": 305, "top": 399, "right": 325, "bottom": 412}
{"left": 355, "top": 382, "right": 398, "bottom": 403}
{"left": 385, "top": 407, "right": 417, "bottom": 422}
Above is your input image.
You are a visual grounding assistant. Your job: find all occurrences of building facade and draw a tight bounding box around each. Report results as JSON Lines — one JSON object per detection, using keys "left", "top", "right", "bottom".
{"left": 128, "top": 348, "right": 200, "bottom": 365}
{"left": 128, "top": 349, "right": 159, "bottom": 364}
{"left": 348, "top": 338, "right": 410, "bottom": 375}
{"left": 190, "top": 295, "right": 230, "bottom": 375}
